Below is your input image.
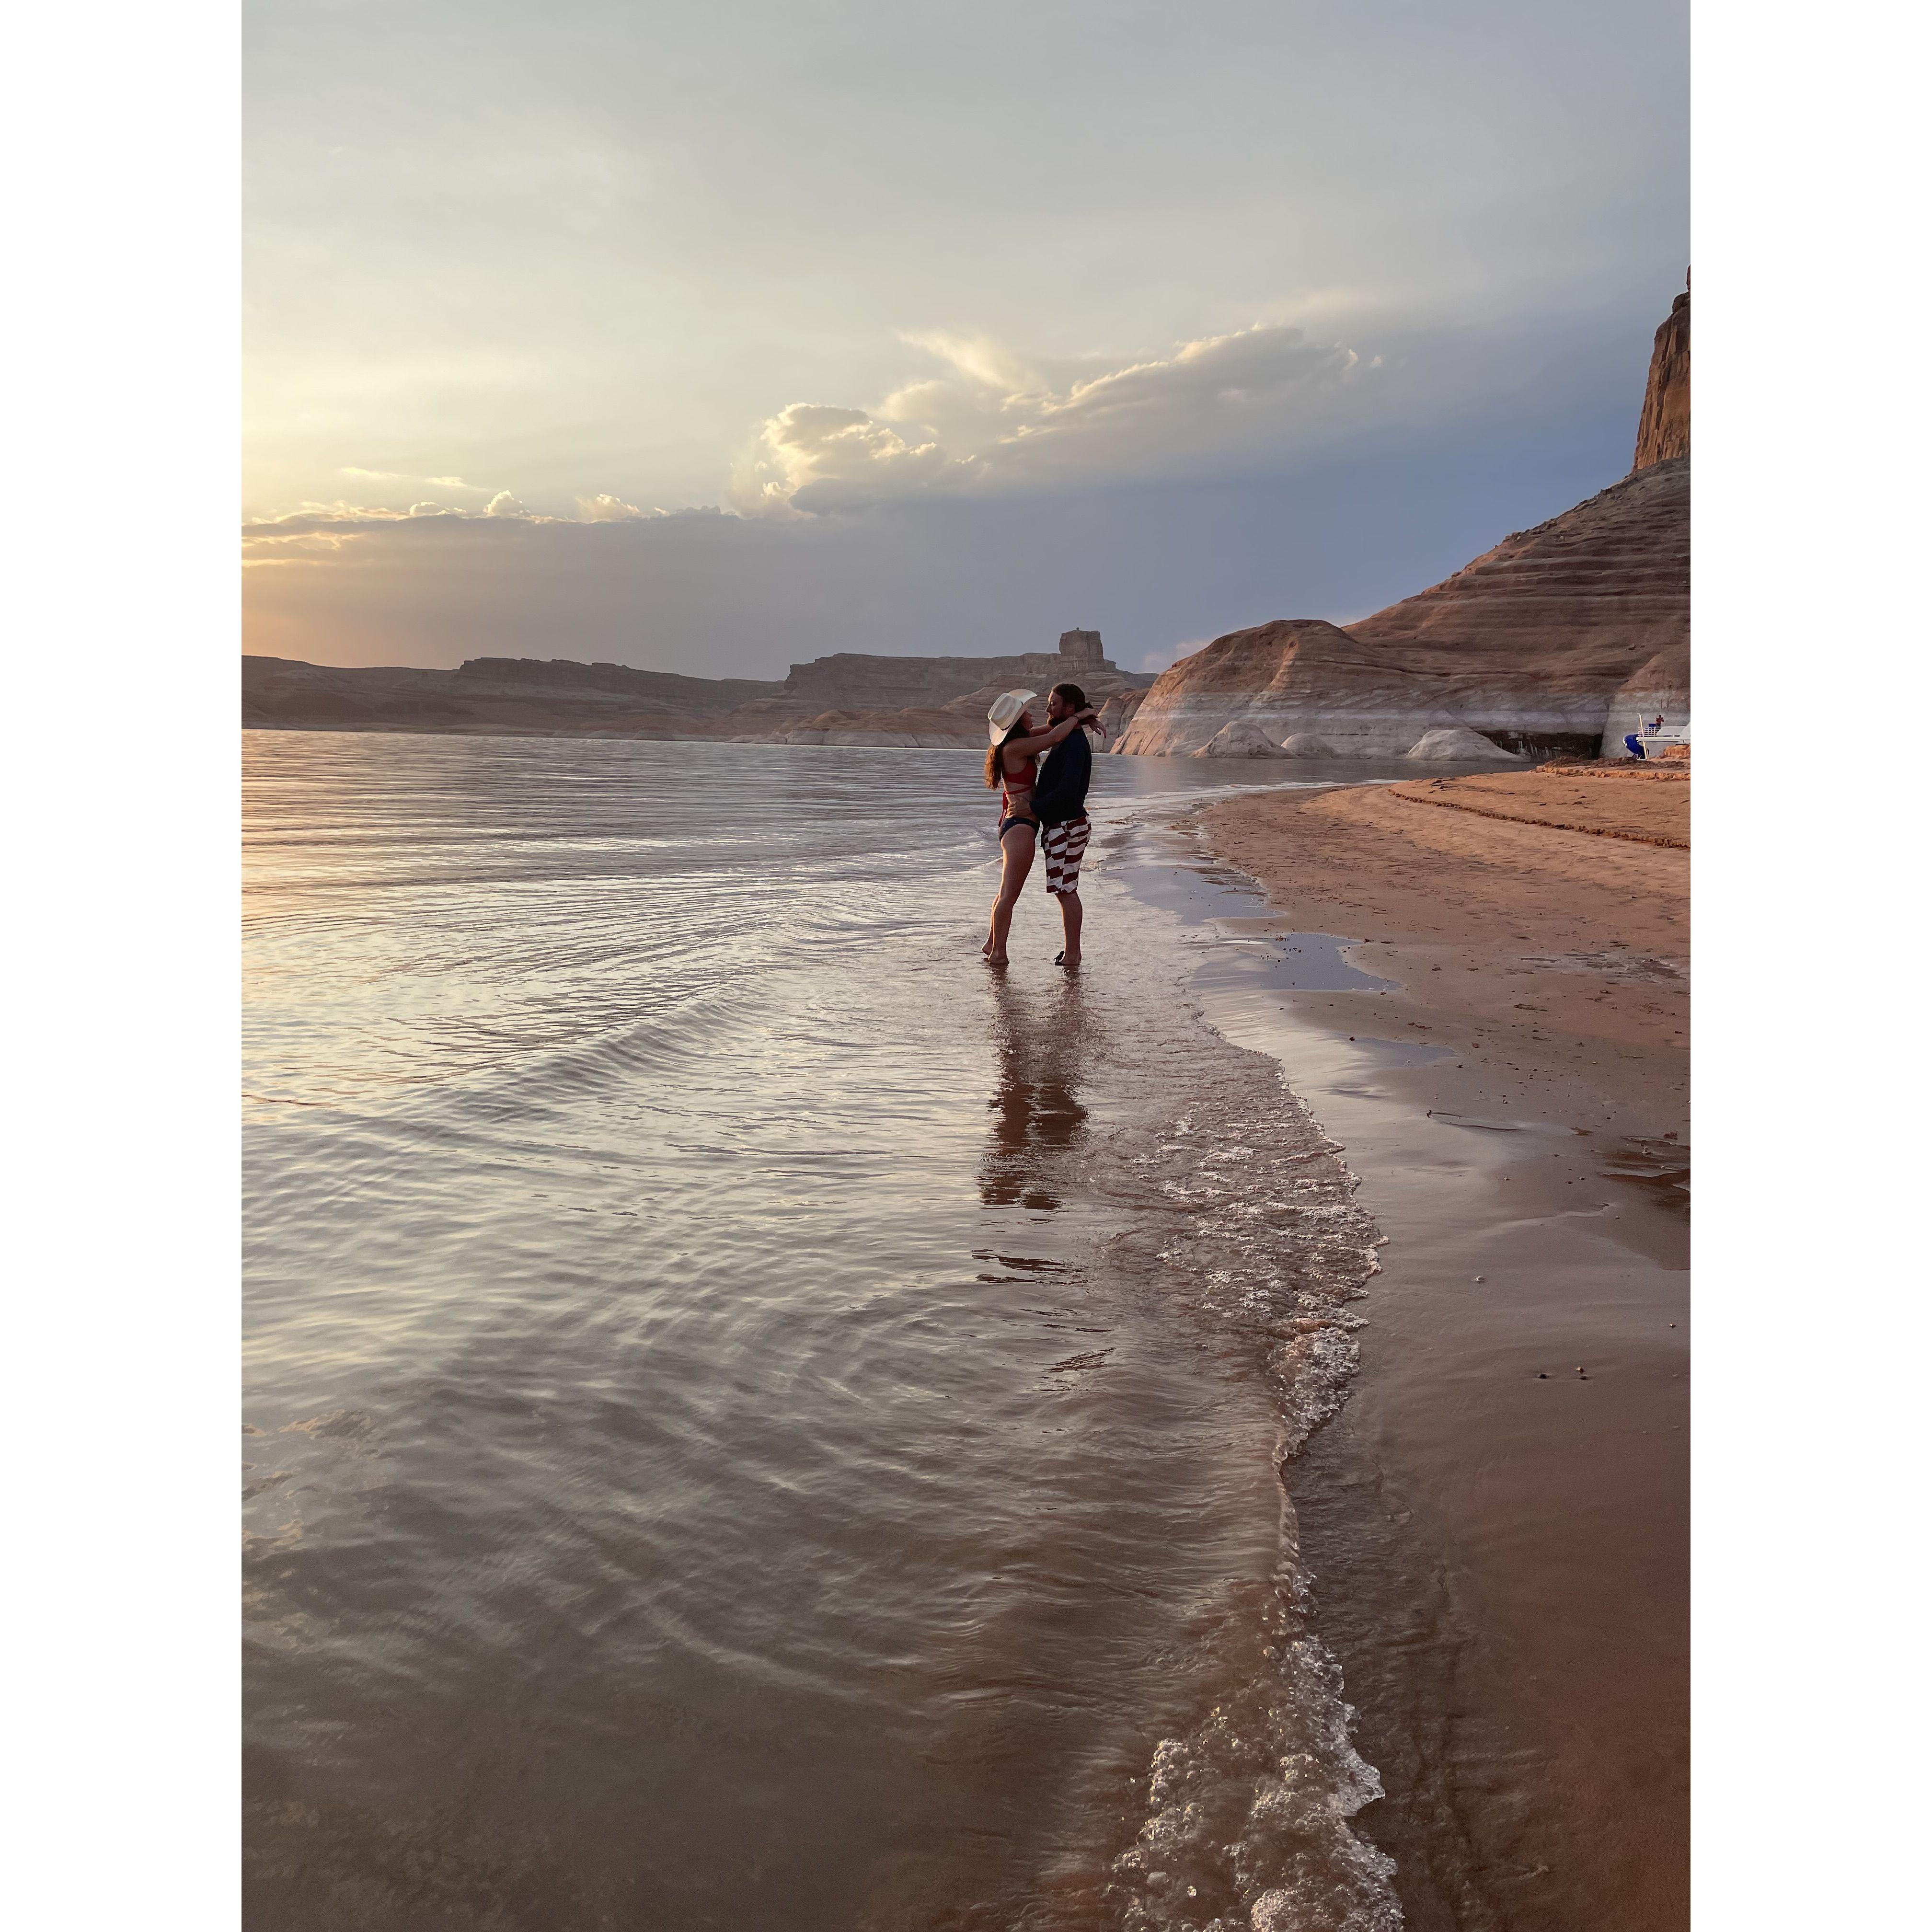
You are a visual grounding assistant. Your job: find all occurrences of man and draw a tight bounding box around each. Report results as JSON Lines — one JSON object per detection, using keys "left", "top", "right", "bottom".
{"left": 1031, "top": 682, "right": 1102, "bottom": 968}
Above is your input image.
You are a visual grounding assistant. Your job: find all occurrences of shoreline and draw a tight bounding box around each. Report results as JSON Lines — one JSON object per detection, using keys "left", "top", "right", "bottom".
{"left": 1143, "top": 769, "right": 1689, "bottom": 1930}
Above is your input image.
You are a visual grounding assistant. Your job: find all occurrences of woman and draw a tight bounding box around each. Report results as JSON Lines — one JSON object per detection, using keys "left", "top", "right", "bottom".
{"left": 980, "top": 688, "right": 1097, "bottom": 966}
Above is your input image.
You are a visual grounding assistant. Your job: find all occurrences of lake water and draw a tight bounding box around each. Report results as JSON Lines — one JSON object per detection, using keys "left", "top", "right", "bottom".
{"left": 242, "top": 732, "right": 1400, "bottom": 1932}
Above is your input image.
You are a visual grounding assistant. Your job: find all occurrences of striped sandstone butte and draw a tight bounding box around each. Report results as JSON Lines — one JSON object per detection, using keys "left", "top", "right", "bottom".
{"left": 1116, "top": 281, "right": 1692, "bottom": 761}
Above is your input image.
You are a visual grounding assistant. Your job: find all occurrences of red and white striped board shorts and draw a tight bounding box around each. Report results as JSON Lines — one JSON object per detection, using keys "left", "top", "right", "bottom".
{"left": 1040, "top": 816, "right": 1091, "bottom": 896}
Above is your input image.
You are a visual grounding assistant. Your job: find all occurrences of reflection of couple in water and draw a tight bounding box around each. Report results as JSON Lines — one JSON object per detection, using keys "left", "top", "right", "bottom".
{"left": 979, "top": 682, "right": 1103, "bottom": 970}
{"left": 979, "top": 968, "right": 1092, "bottom": 1208}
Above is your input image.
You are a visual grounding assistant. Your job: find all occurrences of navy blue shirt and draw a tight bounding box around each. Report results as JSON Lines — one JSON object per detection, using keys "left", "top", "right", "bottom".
{"left": 1032, "top": 725, "right": 1092, "bottom": 827}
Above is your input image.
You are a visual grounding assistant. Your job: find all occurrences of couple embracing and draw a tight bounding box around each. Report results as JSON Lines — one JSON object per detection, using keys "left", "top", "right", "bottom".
{"left": 980, "top": 681, "right": 1102, "bottom": 970}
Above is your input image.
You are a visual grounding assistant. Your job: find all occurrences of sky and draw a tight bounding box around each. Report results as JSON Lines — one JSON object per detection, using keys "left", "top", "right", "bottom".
{"left": 242, "top": 0, "right": 1688, "bottom": 677}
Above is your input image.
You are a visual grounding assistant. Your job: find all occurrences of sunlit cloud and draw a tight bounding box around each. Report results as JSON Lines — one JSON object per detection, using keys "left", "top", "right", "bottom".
{"left": 736, "top": 403, "right": 981, "bottom": 516}
{"left": 238, "top": 491, "right": 734, "bottom": 569}
{"left": 733, "top": 321, "right": 1373, "bottom": 516}
{"left": 576, "top": 493, "right": 651, "bottom": 521}
{"left": 242, "top": 503, "right": 520, "bottom": 567}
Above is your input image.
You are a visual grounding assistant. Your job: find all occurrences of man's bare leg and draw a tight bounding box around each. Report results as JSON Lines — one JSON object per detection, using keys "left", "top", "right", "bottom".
{"left": 1054, "top": 888, "right": 1083, "bottom": 969}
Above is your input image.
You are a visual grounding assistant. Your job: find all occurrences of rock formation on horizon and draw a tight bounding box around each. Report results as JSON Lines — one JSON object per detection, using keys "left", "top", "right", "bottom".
{"left": 1633, "top": 272, "right": 1690, "bottom": 471}
{"left": 242, "top": 627, "right": 1152, "bottom": 746}
{"left": 1117, "top": 283, "right": 1692, "bottom": 761}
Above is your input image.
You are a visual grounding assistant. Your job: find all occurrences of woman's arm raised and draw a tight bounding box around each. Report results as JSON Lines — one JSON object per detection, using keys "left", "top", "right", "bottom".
{"left": 1005, "top": 709, "right": 1098, "bottom": 758}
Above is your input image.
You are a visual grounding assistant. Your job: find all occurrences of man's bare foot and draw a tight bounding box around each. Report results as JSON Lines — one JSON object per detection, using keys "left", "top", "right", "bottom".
{"left": 986, "top": 954, "right": 1009, "bottom": 968}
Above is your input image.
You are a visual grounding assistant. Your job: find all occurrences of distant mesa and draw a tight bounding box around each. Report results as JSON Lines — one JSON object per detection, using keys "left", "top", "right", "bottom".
{"left": 242, "top": 630, "right": 1155, "bottom": 747}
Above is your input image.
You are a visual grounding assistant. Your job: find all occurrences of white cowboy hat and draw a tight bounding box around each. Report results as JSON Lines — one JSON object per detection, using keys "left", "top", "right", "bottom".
{"left": 986, "top": 689, "right": 1038, "bottom": 744}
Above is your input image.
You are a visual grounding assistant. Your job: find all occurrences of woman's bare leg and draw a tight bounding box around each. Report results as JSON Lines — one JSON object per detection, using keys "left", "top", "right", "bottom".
{"left": 984, "top": 824, "right": 1036, "bottom": 966}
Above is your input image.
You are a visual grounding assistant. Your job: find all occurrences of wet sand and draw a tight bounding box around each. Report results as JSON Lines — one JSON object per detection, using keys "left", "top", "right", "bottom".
{"left": 1179, "top": 764, "right": 1689, "bottom": 1931}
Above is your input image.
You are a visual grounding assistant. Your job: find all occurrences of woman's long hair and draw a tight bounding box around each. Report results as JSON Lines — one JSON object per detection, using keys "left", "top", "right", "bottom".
{"left": 985, "top": 719, "right": 1026, "bottom": 789}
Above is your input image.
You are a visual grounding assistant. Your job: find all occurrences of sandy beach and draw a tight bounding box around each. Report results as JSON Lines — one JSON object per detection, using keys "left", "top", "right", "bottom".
{"left": 1181, "top": 762, "right": 1690, "bottom": 1931}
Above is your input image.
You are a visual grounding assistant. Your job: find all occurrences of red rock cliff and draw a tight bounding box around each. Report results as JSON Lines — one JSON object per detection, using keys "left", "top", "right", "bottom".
{"left": 1118, "top": 283, "right": 1694, "bottom": 759}
{"left": 1116, "top": 461, "right": 1688, "bottom": 760}
{"left": 1633, "top": 274, "right": 1690, "bottom": 470}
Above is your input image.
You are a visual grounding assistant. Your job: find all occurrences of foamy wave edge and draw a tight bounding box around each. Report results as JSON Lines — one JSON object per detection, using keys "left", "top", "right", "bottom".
{"left": 1104, "top": 1040, "right": 1402, "bottom": 1931}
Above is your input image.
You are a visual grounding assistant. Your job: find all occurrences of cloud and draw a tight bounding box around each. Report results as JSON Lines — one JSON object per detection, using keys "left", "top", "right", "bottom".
{"left": 239, "top": 491, "right": 733, "bottom": 568}
{"left": 312, "top": 470, "right": 532, "bottom": 522}
{"left": 242, "top": 501, "right": 545, "bottom": 566}
{"left": 736, "top": 404, "right": 981, "bottom": 516}
{"left": 734, "top": 321, "right": 1370, "bottom": 515}
{"left": 575, "top": 493, "right": 650, "bottom": 521}
{"left": 242, "top": 488, "right": 740, "bottom": 564}
{"left": 341, "top": 468, "right": 494, "bottom": 497}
